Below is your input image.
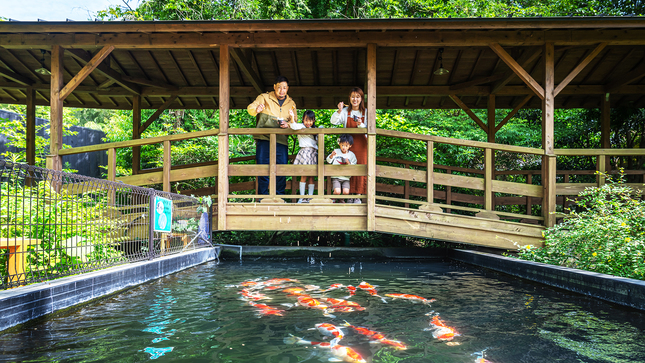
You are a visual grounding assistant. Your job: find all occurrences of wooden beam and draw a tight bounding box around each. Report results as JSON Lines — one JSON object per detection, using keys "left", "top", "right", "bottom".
{"left": 66, "top": 48, "right": 140, "bottom": 94}
{"left": 0, "top": 67, "right": 32, "bottom": 86}
{"left": 218, "top": 44, "right": 230, "bottom": 231}
{"left": 139, "top": 94, "right": 177, "bottom": 134}
{"left": 605, "top": 62, "right": 645, "bottom": 93}
{"left": 543, "top": 42, "right": 555, "bottom": 155}
{"left": 601, "top": 93, "right": 610, "bottom": 149}
{"left": 450, "top": 74, "right": 503, "bottom": 91}
{"left": 489, "top": 43, "right": 544, "bottom": 99}
{"left": 59, "top": 45, "right": 114, "bottom": 101}
{"left": 6, "top": 29, "right": 645, "bottom": 49}
{"left": 230, "top": 47, "right": 264, "bottom": 95}
{"left": 427, "top": 141, "right": 434, "bottom": 203}
{"left": 491, "top": 48, "right": 542, "bottom": 94}
{"left": 554, "top": 43, "right": 607, "bottom": 97}
{"left": 448, "top": 94, "right": 487, "bottom": 132}
{"left": 487, "top": 94, "right": 496, "bottom": 143}
{"left": 495, "top": 95, "right": 532, "bottom": 132}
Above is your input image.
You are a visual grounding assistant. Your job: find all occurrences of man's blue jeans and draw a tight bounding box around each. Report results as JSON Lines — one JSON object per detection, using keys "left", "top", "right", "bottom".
{"left": 256, "top": 140, "right": 287, "bottom": 195}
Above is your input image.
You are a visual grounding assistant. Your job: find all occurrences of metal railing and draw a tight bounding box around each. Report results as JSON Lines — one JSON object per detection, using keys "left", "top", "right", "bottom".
{"left": 0, "top": 160, "right": 212, "bottom": 289}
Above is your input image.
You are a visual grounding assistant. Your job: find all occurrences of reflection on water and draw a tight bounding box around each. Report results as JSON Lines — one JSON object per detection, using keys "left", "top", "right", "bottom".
{"left": 1, "top": 259, "right": 645, "bottom": 363}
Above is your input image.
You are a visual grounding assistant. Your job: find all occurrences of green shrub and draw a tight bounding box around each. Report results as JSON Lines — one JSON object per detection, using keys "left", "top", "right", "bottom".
{"left": 515, "top": 170, "right": 645, "bottom": 280}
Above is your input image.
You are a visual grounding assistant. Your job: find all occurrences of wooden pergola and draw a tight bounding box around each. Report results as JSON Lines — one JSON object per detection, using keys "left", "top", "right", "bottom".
{"left": 2, "top": 17, "right": 645, "bottom": 248}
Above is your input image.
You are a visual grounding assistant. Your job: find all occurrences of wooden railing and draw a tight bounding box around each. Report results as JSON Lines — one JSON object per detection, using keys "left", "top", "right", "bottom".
{"left": 58, "top": 127, "right": 645, "bottom": 228}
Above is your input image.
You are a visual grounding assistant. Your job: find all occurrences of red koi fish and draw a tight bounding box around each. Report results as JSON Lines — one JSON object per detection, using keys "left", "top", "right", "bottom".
{"left": 342, "top": 321, "right": 407, "bottom": 350}
{"left": 424, "top": 314, "right": 459, "bottom": 341}
{"left": 248, "top": 301, "right": 285, "bottom": 317}
{"left": 344, "top": 285, "right": 357, "bottom": 299}
{"left": 324, "top": 298, "right": 366, "bottom": 311}
{"left": 283, "top": 335, "right": 367, "bottom": 363}
{"left": 384, "top": 293, "right": 436, "bottom": 304}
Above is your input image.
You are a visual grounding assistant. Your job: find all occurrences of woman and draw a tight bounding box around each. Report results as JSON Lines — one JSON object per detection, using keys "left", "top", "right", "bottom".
{"left": 330, "top": 87, "right": 367, "bottom": 203}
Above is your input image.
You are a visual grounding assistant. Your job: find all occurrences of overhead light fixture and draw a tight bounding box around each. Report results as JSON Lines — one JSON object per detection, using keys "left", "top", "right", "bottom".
{"left": 34, "top": 49, "right": 51, "bottom": 76}
{"left": 433, "top": 48, "right": 449, "bottom": 76}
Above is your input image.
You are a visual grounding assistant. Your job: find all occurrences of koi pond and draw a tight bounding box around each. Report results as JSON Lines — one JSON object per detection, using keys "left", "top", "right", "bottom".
{"left": 2, "top": 258, "right": 645, "bottom": 362}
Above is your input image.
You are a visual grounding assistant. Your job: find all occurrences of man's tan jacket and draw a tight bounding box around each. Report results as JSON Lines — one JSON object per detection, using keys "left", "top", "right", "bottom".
{"left": 247, "top": 91, "right": 297, "bottom": 146}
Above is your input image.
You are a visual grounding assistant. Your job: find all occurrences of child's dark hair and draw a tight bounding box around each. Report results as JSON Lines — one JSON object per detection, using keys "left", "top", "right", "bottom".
{"left": 339, "top": 134, "right": 354, "bottom": 146}
{"left": 303, "top": 110, "right": 317, "bottom": 140}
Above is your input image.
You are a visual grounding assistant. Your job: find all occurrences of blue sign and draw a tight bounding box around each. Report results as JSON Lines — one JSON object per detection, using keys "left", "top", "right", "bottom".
{"left": 153, "top": 196, "right": 173, "bottom": 233}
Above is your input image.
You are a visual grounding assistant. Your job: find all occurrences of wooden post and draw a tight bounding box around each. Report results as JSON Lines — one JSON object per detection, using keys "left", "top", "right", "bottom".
{"left": 526, "top": 173, "right": 533, "bottom": 215}
{"left": 218, "top": 44, "right": 230, "bottom": 231}
{"left": 132, "top": 95, "right": 141, "bottom": 175}
{"left": 107, "top": 147, "right": 116, "bottom": 205}
{"left": 269, "top": 133, "right": 277, "bottom": 197}
{"left": 163, "top": 140, "right": 171, "bottom": 192}
{"left": 26, "top": 87, "right": 36, "bottom": 167}
{"left": 366, "top": 43, "right": 377, "bottom": 231}
{"left": 542, "top": 42, "right": 556, "bottom": 227}
{"left": 427, "top": 141, "right": 434, "bottom": 203}
{"left": 404, "top": 162, "right": 410, "bottom": 208}
{"left": 597, "top": 154, "right": 606, "bottom": 187}
{"left": 47, "top": 45, "right": 64, "bottom": 172}
{"left": 601, "top": 93, "right": 611, "bottom": 172}
{"left": 487, "top": 94, "right": 496, "bottom": 212}
{"left": 484, "top": 148, "right": 493, "bottom": 211}
{"left": 317, "top": 130, "right": 325, "bottom": 197}
{"left": 563, "top": 173, "right": 570, "bottom": 210}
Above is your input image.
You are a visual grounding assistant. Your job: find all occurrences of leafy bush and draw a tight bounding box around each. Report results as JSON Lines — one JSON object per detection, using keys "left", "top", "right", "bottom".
{"left": 515, "top": 170, "right": 645, "bottom": 280}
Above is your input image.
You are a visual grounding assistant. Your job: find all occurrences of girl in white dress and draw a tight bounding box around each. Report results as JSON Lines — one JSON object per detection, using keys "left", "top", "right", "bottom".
{"left": 289, "top": 110, "right": 318, "bottom": 203}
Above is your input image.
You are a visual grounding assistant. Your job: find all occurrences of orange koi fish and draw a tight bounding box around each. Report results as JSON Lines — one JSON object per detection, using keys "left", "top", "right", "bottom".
{"left": 424, "top": 314, "right": 459, "bottom": 341}
{"left": 329, "top": 306, "right": 357, "bottom": 313}
{"left": 342, "top": 321, "right": 407, "bottom": 350}
{"left": 248, "top": 301, "right": 285, "bottom": 317}
{"left": 324, "top": 298, "right": 366, "bottom": 311}
{"left": 384, "top": 293, "right": 436, "bottom": 304}
{"left": 283, "top": 295, "right": 335, "bottom": 318}
{"left": 283, "top": 335, "right": 366, "bottom": 363}
{"left": 239, "top": 281, "right": 259, "bottom": 287}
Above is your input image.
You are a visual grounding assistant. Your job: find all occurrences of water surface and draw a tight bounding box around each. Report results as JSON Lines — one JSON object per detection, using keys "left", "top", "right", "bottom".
{"left": 2, "top": 258, "right": 645, "bottom": 363}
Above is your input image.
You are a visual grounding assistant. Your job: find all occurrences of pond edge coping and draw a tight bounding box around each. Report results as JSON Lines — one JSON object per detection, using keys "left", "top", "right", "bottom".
{"left": 451, "top": 249, "right": 645, "bottom": 311}
{"left": 0, "top": 247, "right": 218, "bottom": 332}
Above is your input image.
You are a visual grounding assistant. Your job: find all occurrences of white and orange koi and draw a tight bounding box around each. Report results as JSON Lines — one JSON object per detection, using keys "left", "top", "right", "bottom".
{"left": 424, "top": 314, "right": 459, "bottom": 341}
{"left": 283, "top": 335, "right": 366, "bottom": 363}
{"left": 282, "top": 287, "right": 307, "bottom": 296}
{"left": 358, "top": 281, "right": 387, "bottom": 302}
{"left": 323, "top": 283, "right": 346, "bottom": 292}
{"left": 238, "top": 288, "right": 271, "bottom": 301}
{"left": 312, "top": 322, "right": 345, "bottom": 342}
{"left": 282, "top": 295, "right": 336, "bottom": 318}
{"left": 473, "top": 349, "right": 494, "bottom": 363}
{"left": 342, "top": 321, "right": 408, "bottom": 350}
{"left": 385, "top": 293, "right": 436, "bottom": 304}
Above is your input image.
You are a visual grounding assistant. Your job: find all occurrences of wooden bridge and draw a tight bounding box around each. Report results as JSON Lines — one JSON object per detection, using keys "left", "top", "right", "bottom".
{"left": 2, "top": 17, "right": 645, "bottom": 249}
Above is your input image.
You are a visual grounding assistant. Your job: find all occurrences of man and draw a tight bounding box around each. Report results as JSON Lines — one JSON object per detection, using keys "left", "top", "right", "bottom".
{"left": 246, "top": 76, "right": 297, "bottom": 196}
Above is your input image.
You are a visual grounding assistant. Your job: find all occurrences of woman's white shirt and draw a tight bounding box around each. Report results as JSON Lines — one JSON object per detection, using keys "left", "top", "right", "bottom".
{"left": 330, "top": 107, "right": 367, "bottom": 128}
